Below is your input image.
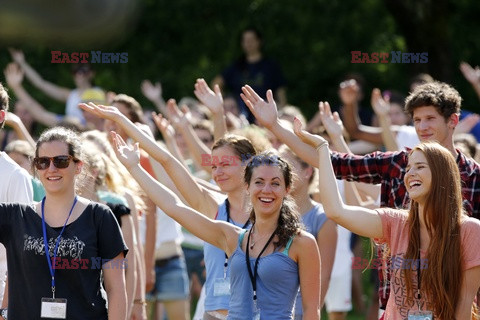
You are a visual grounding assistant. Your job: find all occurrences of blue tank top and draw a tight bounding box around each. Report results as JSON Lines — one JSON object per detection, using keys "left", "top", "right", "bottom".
{"left": 228, "top": 230, "right": 299, "bottom": 319}
{"left": 295, "top": 203, "right": 328, "bottom": 316}
{"left": 203, "top": 200, "right": 250, "bottom": 311}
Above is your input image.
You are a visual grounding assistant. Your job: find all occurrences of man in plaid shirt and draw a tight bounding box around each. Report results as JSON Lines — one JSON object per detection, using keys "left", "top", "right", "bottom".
{"left": 241, "top": 80, "right": 480, "bottom": 313}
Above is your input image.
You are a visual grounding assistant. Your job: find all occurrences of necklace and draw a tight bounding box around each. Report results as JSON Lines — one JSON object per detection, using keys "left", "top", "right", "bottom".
{"left": 249, "top": 225, "right": 274, "bottom": 250}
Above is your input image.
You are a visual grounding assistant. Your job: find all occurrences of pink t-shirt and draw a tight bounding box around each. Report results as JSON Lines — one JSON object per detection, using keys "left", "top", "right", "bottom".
{"left": 375, "top": 208, "right": 480, "bottom": 320}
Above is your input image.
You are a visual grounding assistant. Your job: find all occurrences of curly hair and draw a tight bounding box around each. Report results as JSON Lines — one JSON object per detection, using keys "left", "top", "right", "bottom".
{"left": 405, "top": 81, "right": 461, "bottom": 120}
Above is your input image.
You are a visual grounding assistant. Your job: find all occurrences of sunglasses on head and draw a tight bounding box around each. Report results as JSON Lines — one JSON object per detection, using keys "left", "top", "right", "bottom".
{"left": 33, "top": 155, "right": 77, "bottom": 170}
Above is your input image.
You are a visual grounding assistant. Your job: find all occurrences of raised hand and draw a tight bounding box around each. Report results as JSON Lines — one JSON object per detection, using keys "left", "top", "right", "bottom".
{"left": 8, "top": 48, "right": 25, "bottom": 65}
{"left": 319, "top": 101, "right": 344, "bottom": 139}
{"left": 460, "top": 62, "right": 480, "bottom": 84}
{"left": 456, "top": 113, "right": 480, "bottom": 134}
{"left": 193, "top": 78, "right": 223, "bottom": 114}
{"left": 240, "top": 85, "right": 278, "bottom": 128}
{"left": 370, "top": 88, "right": 390, "bottom": 117}
{"left": 111, "top": 131, "right": 140, "bottom": 169}
{"left": 165, "top": 99, "right": 191, "bottom": 130}
{"left": 79, "top": 102, "right": 123, "bottom": 121}
{"left": 141, "top": 80, "right": 163, "bottom": 102}
{"left": 338, "top": 79, "right": 361, "bottom": 106}
{"left": 152, "top": 112, "right": 176, "bottom": 140}
{"left": 4, "top": 63, "right": 24, "bottom": 88}
{"left": 293, "top": 117, "right": 328, "bottom": 149}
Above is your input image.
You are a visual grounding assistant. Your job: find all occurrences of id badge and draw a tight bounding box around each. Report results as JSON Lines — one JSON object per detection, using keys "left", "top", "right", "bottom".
{"left": 253, "top": 300, "right": 260, "bottom": 320}
{"left": 213, "top": 278, "right": 230, "bottom": 296}
{"left": 408, "top": 310, "right": 433, "bottom": 320}
{"left": 41, "top": 298, "right": 67, "bottom": 319}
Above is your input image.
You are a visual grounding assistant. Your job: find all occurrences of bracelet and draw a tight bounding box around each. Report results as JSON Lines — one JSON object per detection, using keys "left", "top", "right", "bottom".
{"left": 134, "top": 299, "right": 147, "bottom": 306}
{"left": 316, "top": 141, "right": 329, "bottom": 151}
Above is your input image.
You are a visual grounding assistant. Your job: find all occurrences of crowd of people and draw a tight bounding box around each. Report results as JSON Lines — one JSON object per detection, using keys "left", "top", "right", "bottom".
{"left": 1, "top": 28, "right": 480, "bottom": 320}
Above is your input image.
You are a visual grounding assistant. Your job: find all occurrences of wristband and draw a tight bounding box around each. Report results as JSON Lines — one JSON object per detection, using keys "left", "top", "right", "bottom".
{"left": 134, "top": 299, "right": 147, "bottom": 306}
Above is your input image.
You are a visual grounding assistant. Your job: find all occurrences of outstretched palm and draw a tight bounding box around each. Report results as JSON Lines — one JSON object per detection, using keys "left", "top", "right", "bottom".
{"left": 319, "top": 101, "right": 343, "bottom": 138}
{"left": 111, "top": 132, "right": 140, "bottom": 169}
{"left": 240, "top": 85, "right": 278, "bottom": 128}
{"left": 193, "top": 79, "right": 223, "bottom": 114}
{"left": 79, "top": 102, "right": 123, "bottom": 121}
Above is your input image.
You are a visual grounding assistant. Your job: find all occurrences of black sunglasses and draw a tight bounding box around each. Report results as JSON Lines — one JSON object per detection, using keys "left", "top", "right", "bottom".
{"left": 33, "top": 155, "right": 77, "bottom": 170}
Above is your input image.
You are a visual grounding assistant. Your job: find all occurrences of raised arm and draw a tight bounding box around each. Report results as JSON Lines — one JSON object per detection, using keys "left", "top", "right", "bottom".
{"left": 9, "top": 48, "right": 71, "bottom": 102}
{"left": 460, "top": 62, "right": 480, "bottom": 101}
{"left": 151, "top": 111, "right": 187, "bottom": 167}
{"left": 371, "top": 88, "right": 399, "bottom": 151}
{"left": 240, "top": 85, "right": 319, "bottom": 167}
{"left": 339, "top": 80, "right": 384, "bottom": 145}
{"left": 79, "top": 102, "right": 219, "bottom": 218}
{"left": 165, "top": 99, "right": 212, "bottom": 174}
{"left": 194, "top": 78, "right": 227, "bottom": 140}
{"left": 141, "top": 80, "right": 167, "bottom": 116}
{"left": 4, "top": 63, "right": 60, "bottom": 127}
{"left": 293, "top": 118, "right": 383, "bottom": 239}
{"left": 111, "top": 133, "right": 239, "bottom": 256}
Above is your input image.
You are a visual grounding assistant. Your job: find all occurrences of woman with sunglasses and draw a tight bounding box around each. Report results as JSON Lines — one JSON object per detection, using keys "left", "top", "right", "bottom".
{"left": 0, "top": 126, "right": 128, "bottom": 319}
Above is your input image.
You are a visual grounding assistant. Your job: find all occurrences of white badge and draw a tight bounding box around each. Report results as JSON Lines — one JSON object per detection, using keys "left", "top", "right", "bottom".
{"left": 213, "top": 277, "right": 231, "bottom": 296}
{"left": 408, "top": 310, "right": 433, "bottom": 320}
{"left": 41, "top": 298, "right": 67, "bottom": 319}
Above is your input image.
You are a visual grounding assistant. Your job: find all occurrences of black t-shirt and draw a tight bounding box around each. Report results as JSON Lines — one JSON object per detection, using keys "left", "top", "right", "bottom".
{"left": 222, "top": 57, "right": 286, "bottom": 123}
{"left": 0, "top": 202, "right": 128, "bottom": 319}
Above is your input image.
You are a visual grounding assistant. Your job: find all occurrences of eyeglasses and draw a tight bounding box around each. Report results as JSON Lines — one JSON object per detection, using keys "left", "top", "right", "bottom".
{"left": 33, "top": 155, "right": 77, "bottom": 170}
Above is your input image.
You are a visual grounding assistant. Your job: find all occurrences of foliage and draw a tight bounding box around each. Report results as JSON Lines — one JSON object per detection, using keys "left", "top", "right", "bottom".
{"left": 0, "top": 0, "right": 479, "bottom": 120}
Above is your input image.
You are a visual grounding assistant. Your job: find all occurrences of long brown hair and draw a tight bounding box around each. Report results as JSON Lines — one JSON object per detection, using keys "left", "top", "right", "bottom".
{"left": 403, "top": 142, "right": 463, "bottom": 319}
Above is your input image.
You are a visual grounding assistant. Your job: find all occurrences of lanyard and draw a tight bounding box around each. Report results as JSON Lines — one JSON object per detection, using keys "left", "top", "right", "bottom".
{"left": 41, "top": 196, "right": 78, "bottom": 299}
{"left": 245, "top": 224, "right": 276, "bottom": 302}
{"left": 223, "top": 199, "right": 250, "bottom": 277}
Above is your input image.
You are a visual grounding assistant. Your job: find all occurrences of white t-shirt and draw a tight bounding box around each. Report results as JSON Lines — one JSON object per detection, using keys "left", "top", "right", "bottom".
{"left": 140, "top": 207, "right": 184, "bottom": 248}
{"left": 0, "top": 152, "right": 33, "bottom": 303}
{"left": 395, "top": 125, "right": 420, "bottom": 150}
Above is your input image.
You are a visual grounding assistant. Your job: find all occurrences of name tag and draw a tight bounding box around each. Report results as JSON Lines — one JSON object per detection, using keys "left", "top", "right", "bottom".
{"left": 213, "top": 278, "right": 231, "bottom": 296}
{"left": 408, "top": 310, "right": 433, "bottom": 320}
{"left": 41, "top": 298, "right": 67, "bottom": 319}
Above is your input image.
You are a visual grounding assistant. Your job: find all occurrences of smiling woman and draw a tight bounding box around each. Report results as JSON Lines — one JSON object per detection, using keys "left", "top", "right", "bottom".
{"left": 109, "top": 134, "right": 321, "bottom": 320}
{"left": 0, "top": 127, "right": 128, "bottom": 319}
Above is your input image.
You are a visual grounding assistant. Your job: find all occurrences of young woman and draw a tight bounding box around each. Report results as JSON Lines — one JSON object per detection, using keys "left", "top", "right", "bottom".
{"left": 111, "top": 133, "right": 321, "bottom": 319}
{"left": 0, "top": 127, "right": 128, "bottom": 319}
{"left": 80, "top": 102, "right": 256, "bottom": 319}
{"left": 293, "top": 118, "right": 480, "bottom": 320}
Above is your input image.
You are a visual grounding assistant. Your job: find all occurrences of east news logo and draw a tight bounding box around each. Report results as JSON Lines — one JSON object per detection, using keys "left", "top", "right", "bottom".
{"left": 51, "top": 51, "right": 128, "bottom": 64}
{"left": 351, "top": 51, "right": 428, "bottom": 63}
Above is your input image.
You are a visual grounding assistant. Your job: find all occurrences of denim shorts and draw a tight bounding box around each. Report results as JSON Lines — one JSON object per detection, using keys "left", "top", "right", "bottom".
{"left": 182, "top": 247, "right": 206, "bottom": 285}
{"left": 147, "top": 255, "right": 190, "bottom": 301}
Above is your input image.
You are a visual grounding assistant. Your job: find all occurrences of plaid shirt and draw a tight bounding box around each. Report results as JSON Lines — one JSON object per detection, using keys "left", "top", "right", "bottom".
{"left": 331, "top": 148, "right": 480, "bottom": 308}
